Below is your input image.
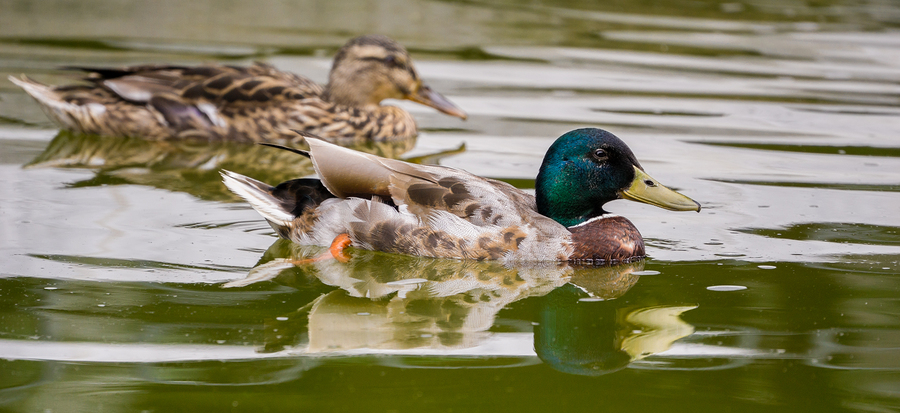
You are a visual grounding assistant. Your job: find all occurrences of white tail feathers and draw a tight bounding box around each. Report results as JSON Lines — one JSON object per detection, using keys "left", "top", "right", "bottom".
{"left": 220, "top": 170, "right": 295, "bottom": 226}
{"left": 8, "top": 75, "right": 52, "bottom": 100}
{"left": 9, "top": 75, "right": 84, "bottom": 130}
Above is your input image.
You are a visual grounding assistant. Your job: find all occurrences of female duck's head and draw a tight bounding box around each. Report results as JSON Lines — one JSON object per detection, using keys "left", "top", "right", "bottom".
{"left": 536, "top": 128, "right": 700, "bottom": 228}
{"left": 326, "top": 35, "right": 466, "bottom": 119}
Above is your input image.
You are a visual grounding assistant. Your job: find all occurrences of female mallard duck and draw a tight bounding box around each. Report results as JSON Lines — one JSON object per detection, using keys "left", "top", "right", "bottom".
{"left": 222, "top": 128, "right": 701, "bottom": 263}
{"left": 8, "top": 35, "right": 466, "bottom": 143}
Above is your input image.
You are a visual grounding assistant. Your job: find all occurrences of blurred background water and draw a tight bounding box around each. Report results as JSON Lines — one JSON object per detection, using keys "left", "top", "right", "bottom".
{"left": 1, "top": 0, "right": 899, "bottom": 412}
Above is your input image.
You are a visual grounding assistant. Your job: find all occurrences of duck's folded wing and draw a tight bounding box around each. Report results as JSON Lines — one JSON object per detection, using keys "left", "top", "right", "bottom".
{"left": 305, "top": 137, "right": 437, "bottom": 199}
{"left": 305, "top": 138, "right": 560, "bottom": 231}
{"left": 68, "top": 63, "right": 324, "bottom": 106}
{"left": 390, "top": 171, "right": 540, "bottom": 228}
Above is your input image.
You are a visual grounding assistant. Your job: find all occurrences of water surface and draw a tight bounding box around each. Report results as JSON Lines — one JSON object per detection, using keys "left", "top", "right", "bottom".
{"left": 1, "top": 0, "right": 899, "bottom": 411}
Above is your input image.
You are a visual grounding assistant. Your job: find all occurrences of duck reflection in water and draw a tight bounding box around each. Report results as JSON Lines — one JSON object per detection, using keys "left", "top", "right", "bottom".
{"left": 229, "top": 239, "right": 696, "bottom": 376}
{"left": 536, "top": 284, "right": 696, "bottom": 376}
{"left": 25, "top": 130, "right": 463, "bottom": 201}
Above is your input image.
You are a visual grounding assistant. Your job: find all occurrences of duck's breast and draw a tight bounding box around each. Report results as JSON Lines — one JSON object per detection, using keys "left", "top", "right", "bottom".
{"left": 567, "top": 215, "right": 645, "bottom": 264}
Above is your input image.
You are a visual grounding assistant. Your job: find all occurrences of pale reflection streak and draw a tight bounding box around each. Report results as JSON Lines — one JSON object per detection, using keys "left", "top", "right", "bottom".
{"left": 0, "top": 336, "right": 753, "bottom": 363}
{"left": 0, "top": 332, "right": 866, "bottom": 366}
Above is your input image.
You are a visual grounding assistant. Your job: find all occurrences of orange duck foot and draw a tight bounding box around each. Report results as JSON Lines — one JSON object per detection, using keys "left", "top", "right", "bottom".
{"left": 288, "top": 233, "right": 353, "bottom": 265}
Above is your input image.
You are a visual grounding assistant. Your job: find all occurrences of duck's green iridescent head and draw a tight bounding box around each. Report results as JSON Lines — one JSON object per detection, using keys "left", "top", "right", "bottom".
{"left": 536, "top": 128, "right": 700, "bottom": 228}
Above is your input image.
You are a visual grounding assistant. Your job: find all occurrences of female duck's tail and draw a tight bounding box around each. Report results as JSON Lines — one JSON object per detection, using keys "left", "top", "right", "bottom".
{"left": 8, "top": 75, "right": 89, "bottom": 130}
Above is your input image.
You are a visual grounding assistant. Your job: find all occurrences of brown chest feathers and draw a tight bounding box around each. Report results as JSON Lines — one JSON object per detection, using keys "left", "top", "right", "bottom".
{"left": 568, "top": 215, "right": 645, "bottom": 264}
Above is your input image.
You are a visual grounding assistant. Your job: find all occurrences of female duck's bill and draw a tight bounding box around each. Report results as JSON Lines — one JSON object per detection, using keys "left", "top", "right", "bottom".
{"left": 222, "top": 128, "right": 700, "bottom": 263}
{"left": 8, "top": 34, "right": 466, "bottom": 143}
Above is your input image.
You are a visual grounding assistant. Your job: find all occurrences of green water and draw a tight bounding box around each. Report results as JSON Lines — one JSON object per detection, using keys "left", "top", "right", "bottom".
{"left": 1, "top": 0, "right": 899, "bottom": 412}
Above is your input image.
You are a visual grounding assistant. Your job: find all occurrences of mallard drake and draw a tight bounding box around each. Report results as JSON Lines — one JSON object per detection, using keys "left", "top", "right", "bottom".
{"left": 8, "top": 35, "right": 466, "bottom": 143}
{"left": 222, "top": 128, "right": 700, "bottom": 263}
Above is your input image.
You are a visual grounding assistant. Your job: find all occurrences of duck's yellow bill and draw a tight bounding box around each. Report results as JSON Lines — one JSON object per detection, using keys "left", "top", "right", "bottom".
{"left": 408, "top": 84, "right": 467, "bottom": 120}
{"left": 619, "top": 166, "right": 701, "bottom": 212}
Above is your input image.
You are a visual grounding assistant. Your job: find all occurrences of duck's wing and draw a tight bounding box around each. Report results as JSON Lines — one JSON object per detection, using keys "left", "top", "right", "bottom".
{"left": 36, "top": 63, "right": 328, "bottom": 141}
{"left": 66, "top": 63, "right": 324, "bottom": 104}
{"left": 305, "top": 138, "right": 573, "bottom": 261}
{"left": 304, "top": 137, "right": 434, "bottom": 198}
{"left": 83, "top": 64, "right": 325, "bottom": 114}
{"left": 305, "top": 138, "right": 556, "bottom": 229}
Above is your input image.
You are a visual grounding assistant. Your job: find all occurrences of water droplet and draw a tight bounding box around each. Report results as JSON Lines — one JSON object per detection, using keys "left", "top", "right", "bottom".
{"left": 758, "top": 265, "right": 776, "bottom": 270}
{"left": 707, "top": 285, "right": 747, "bottom": 292}
{"left": 632, "top": 270, "right": 660, "bottom": 276}
{"left": 276, "top": 316, "right": 289, "bottom": 321}
{"left": 578, "top": 297, "right": 605, "bottom": 302}
{"left": 97, "top": 304, "right": 106, "bottom": 307}
{"left": 356, "top": 312, "right": 371, "bottom": 316}
{"left": 44, "top": 287, "right": 58, "bottom": 290}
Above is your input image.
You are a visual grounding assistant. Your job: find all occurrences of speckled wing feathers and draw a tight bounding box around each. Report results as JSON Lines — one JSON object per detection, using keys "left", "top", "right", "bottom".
{"left": 10, "top": 62, "right": 418, "bottom": 142}
{"left": 302, "top": 138, "right": 574, "bottom": 261}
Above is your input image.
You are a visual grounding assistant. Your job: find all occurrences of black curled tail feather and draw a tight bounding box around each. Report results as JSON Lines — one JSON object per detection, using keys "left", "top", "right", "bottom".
{"left": 221, "top": 171, "right": 333, "bottom": 233}
{"left": 259, "top": 142, "right": 311, "bottom": 158}
{"left": 271, "top": 178, "right": 335, "bottom": 217}
{"left": 258, "top": 128, "right": 339, "bottom": 158}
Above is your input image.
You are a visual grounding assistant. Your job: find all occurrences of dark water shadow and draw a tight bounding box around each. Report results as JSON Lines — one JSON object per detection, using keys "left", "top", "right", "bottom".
{"left": 736, "top": 223, "right": 900, "bottom": 246}
{"left": 706, "top": 178, "right": 900, "bottom": 192}
{"left": 695, "top": 142, "right": 900, "bottom": 157}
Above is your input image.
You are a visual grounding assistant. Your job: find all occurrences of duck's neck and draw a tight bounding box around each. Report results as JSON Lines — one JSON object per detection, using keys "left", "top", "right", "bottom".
{"left": 325, "top": 84, "right": 364, "bottom": 107}
{"left": 535, "top": 167, "right": 609, "bottom": 228}
{"left": 325, "top": 105, "right": 416, "bottom": 142}
{"left": 369, "top": 106, "right": 417, "bottom": 142}
{"left": 325, "top": 74, "right": 394, "bottom": 108}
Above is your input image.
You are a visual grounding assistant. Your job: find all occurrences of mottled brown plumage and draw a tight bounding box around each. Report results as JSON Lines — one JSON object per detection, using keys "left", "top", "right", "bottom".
{"left": 9, "top": 35, "right": 466, "bottom": 143}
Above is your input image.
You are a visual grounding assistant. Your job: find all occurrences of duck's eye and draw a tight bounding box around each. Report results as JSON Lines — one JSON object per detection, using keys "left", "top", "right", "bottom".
{"left": 383, "top": 55, "right": 398, "bottom": 66}
{"left": 593, "top": 148, "right": 608, "bottom": 160}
